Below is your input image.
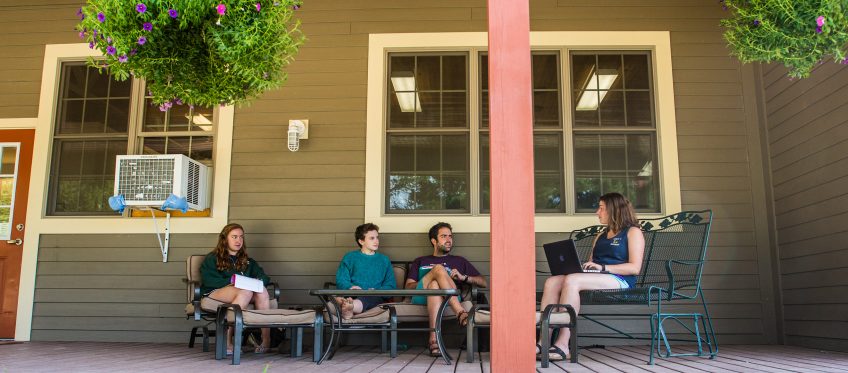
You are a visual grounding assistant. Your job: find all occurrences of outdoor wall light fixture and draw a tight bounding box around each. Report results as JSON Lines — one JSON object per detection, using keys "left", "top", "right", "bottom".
{"left": 390, "top": 71, "right": 422, "bottom": 112}
{"left": 288, "top": 119, "right": 308, "bottom": 151}
{"left": 576, "top": 69, "right": 619, "bottom": 111}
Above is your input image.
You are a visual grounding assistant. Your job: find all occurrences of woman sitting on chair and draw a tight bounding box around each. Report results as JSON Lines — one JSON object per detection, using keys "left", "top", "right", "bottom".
{"left": 537, "top": 192, "right": 645, "bottom": 362}
{"left": 200, "top": 223, "right": 273, "bottom": 355}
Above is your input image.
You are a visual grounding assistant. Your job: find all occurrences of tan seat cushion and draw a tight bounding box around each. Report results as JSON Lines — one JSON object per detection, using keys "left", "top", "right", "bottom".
{"left": 226, "top": 308, "right": 316, "bottom": 325}
{"left": 384, "top": 300, "right": 472, "bottom": 322}
{"left": 199, "top": 296, "right": 278, "bottom": 313}
{"left": 324, "top": 304, "right": 390, "bottom": 325}
{"left": 472, "top": 310, "right": 572, "bottom": 325}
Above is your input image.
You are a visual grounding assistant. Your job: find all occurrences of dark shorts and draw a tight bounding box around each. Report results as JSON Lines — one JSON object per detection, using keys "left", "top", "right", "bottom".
{"left": 357, "top": 296, "right": 390, "bottom": 312}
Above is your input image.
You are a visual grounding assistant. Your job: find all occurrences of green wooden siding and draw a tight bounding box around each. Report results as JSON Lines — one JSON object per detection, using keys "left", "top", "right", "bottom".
{"left": 0, "top": 0, "right": 781, "bottom": 345}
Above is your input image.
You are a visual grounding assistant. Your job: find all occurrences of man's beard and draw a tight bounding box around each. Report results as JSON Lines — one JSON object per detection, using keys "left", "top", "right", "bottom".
{"left": 438, "top": 243, "right": 451, "bottom": 254}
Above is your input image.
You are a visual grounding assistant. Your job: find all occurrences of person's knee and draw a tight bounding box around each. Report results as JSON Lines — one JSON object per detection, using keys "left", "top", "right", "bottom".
{"left": 431, "top": 264, "right": 448, "bottom": 277}
{"left": 544, "top": 276, "right": 563, "bottom": 290}
{"left": 428, "top": 280, "right": 441, "bottom": 289}
{"left": 561, "top": 275, "right": 580, "bottom": 291}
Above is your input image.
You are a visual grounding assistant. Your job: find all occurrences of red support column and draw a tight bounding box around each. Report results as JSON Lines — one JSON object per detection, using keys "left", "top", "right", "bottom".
{"left": 487, "top": 0, "right": 536, "bottom": 372}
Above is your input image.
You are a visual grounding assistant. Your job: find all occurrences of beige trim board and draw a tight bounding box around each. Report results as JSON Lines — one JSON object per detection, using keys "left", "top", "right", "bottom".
{"left": 365, "top": 32, "right": 681, "bottom": 233}
{"left": 0, "top": 118, "right": 37, "bottom": 129}
{"left": 15, "top": 43, "right": 234, "bottom": 340}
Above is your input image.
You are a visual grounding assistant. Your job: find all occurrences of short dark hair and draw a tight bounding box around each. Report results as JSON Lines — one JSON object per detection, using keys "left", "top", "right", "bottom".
{"left": 428, "top": 222, "right": 452, "bottom": 243}
{"left": 355, "top": 223, "right": 379, "bottom": 248}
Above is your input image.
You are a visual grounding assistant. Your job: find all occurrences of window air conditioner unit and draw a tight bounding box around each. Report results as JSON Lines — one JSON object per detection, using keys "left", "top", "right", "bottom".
{"left": 114, "top": 154, "right": 210, "bottom": 211}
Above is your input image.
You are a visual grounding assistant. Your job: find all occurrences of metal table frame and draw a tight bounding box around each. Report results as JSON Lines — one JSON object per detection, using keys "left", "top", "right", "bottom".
{"left": 309, "top": 288, "right": 459, "bottom": 365}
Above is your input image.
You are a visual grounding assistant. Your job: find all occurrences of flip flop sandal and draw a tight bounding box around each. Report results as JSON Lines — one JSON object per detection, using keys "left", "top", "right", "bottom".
{"left": 428, "top": 341, "right": 442, "bottom": 357}
{"left": 457, "top": 310, "right": 469, "bottom": 327}
{"left": 254, "top": 345, "right": 271, "bottom": 354}
{"left": 548, "top": 345, "right": 570, "bottom": 362}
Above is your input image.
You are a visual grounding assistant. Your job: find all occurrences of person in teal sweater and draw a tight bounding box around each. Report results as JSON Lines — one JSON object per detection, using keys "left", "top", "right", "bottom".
{"left": 335, "top": 223, "right": 396, "bottom": 319}
{"left": 200, "top": 223, "right": 273, "bottom": 355}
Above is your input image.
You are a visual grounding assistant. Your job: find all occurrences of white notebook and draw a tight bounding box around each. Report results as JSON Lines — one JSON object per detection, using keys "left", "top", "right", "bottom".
{"left": 231, "top": 274, "right": 264, "bottom": 292}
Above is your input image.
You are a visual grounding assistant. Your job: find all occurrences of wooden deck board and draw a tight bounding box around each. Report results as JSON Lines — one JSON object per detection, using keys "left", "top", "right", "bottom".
{"left": 0, "top": 342, "right": 846, "bottom": 372}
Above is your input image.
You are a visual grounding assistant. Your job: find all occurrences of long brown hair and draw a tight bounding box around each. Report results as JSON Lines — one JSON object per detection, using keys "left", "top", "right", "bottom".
{"left": 215, "top": 223, "right": 248, "bottom": 272}
{"left": 600, "top": 192, "right": 639, "bottom": 234}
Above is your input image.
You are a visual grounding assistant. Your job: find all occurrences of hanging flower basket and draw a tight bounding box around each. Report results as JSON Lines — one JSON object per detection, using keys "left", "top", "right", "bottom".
{"left": 721, "top": 0, "right": 848, "bottom": 78}
{"left": 76, "top": 0, "right": 305, "bottom": 108}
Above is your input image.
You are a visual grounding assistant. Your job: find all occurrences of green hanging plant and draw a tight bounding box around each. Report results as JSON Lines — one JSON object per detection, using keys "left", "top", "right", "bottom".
{"left": 720, "top": 0, "right": 848, "bottom": 78}
{"left": 75, "top": 0, "right": 305, "bottom": 109}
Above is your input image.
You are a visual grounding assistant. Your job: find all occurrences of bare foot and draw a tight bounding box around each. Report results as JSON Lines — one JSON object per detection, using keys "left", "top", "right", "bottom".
{"left": 336, "top": 297, "right": 354, "bottom": 319}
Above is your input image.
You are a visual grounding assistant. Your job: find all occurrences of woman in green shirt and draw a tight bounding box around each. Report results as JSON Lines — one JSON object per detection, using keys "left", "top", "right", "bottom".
{"left": 200, "top": 223, "right": 272, "bottom": 355}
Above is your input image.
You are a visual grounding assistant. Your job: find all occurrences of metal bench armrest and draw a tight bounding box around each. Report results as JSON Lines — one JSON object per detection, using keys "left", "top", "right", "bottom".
{"left": 664, "top": 259, "right": 703, "bottom": 300}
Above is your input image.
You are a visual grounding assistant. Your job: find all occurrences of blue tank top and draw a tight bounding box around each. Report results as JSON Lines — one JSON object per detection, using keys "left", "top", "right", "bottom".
{"left": 592, "top": 228, "right": 637, "bottom": 288}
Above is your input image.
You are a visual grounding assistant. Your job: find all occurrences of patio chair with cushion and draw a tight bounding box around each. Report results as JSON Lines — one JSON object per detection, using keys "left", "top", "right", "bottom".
{"left": 465, "top": 291, "right": 577, "bottom": 367}
{"left": 214, "top": 303, "right": 324, "bottom": 365}
{"left": 183, "top": 254, "right": 280, "bottom": 352}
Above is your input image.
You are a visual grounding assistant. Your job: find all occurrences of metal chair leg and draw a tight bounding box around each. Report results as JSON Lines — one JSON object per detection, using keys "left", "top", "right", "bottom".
{"left": 201, "top": 326, "right": 211, "bottom": 352}
{"left": 189, "top": 326, "right": 198, "bottom": 348}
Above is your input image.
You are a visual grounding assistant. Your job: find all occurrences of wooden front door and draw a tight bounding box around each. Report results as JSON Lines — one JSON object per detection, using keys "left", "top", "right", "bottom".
{"left": 0, "top": 129, "right": 34, "bottom": 339}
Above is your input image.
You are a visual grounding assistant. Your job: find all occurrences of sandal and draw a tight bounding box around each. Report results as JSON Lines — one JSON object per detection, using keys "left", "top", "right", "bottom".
{"left": 457, "top": 310, "right": 469, "bottom": 327}
{"left": 254, "top": 345, "right": 271, "bottom": 354}
{"left": 547, "top": 345, "right": 570, "bottom": 362}
{"left": 247, "top": 334, "right": 271, "bottom": 354}
{"left": 428, "top": 341, "right": 442, "bottom": 357}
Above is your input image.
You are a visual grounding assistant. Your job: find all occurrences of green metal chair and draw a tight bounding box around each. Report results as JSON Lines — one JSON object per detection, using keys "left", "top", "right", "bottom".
{"left": 570, "top": 210, "right": 717, "bottom": 364}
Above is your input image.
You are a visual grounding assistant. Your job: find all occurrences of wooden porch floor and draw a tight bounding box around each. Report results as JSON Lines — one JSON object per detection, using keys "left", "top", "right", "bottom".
{"left": 1, "top": 342, "right": 847, "bottom": 372}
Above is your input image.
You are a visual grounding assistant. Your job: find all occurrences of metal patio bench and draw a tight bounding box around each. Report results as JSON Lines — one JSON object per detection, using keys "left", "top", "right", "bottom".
{"left": 570, "top": 210, "right": 717, "bottom": 364}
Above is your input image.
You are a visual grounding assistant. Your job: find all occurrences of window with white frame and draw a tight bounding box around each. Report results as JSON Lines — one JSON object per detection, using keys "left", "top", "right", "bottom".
{"left": 382, "top": 50, "right": 660, "bottom": 216}
{"left": 46, "top": 61, "right": 215, "bottom": 215}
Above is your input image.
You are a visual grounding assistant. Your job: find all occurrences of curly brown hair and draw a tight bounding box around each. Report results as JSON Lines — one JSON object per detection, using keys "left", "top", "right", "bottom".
{"left": 600, "top": 192, "right": 639, "bottom": 234}
{"left": 215, "top": 223, "right": 249, "bottom": 272}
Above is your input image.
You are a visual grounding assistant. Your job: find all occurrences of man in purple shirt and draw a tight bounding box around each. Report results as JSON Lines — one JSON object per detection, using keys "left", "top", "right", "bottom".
{"left": 405, "top": 222, "right": 488, "bottom": 356}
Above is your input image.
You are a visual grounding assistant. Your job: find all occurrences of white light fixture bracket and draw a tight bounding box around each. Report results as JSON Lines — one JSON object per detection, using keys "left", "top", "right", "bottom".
{"left": 288, "top": 119, "right": 309, "bottom": 151}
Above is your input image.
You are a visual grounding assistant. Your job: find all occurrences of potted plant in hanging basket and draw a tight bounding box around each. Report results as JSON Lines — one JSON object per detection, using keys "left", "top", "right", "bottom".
{"left": 76, "top": 0, "right": 305, "bottom": 109}
{"left": 721, "top": 0, "right": 848, "bottom": 78}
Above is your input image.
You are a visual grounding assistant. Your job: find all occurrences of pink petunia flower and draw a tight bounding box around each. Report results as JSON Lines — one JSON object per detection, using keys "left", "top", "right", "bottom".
{"left": 817, "top": 16, "right": 825, "bottom": 27}
{"left": 256, "top": 3, "right": 261, "bottom": 11}
{"left": 217, "top": 4, "right": 226, "bottom": 15}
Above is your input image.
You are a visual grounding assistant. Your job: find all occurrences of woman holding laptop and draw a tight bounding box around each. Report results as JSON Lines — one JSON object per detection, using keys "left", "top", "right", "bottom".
{"left": 200, "top": 223, "right": 273, "bottom": 355}
{"left": 537, "top": 192, "right": 645, "bottom": 361}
